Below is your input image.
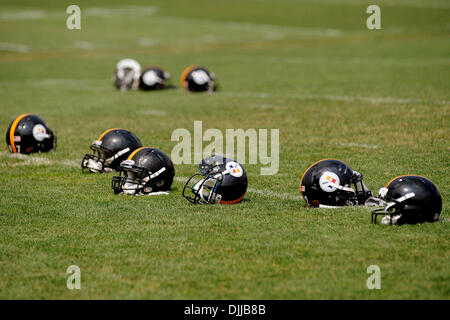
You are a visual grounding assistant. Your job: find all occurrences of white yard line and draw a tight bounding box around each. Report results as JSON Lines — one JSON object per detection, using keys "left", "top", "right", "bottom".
{"left": 84, "top": 6, "right": 157, "bottom": 17}
{"left": 153, "top": 16, "right": 343, "bottom": 38}
{"left": 247, "top": 188, "right": 299, "bottom": 201}
{"left": 135, "top": 109, "right": 168, "bottom": 116}
{"left": 220, "top": 91, "right": 449, "bottom": 106}
{"left": 73, "top": 41, "right": 94, "bottom": 50}
{"left": 253, "top": 0, "right": 450, "bottom": 9}
{"left": 0, "top": 153, "right": 79, "bottom": 168}
{"left": 0, "top": 42, "right": 29, "bottom": 53}
{"left": 174, "top": 176, "right": 299, "bottom": 201}
{"left": 0, "top": 10, "right": 46, "bottom": 21}
{"left": 340, "top": 142, "right": 378, "bottom": 149}
{"left": 139, "top": 38, "right": 157, "bottom": 47}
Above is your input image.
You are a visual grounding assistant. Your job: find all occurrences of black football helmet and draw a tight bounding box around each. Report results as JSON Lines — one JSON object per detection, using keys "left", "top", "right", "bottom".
{"left": 112, "top": 147, "right": 175, "bottom": 195}
{"left": 300, "top": 159, "right": 372, "bottom": 208}
{"left": 81, "top": 128, "right": 142, "bottom": 173}
{"left": 113, "top": 58, "right": 141, "bottom": 91}
{"left": 183, "top": 155, "right": 248, "bottom": 204}
{"left": 138, "top": 65, "right": 172, "bottom": 91}
{"left": 371, "top": 175, "right": 442, "bottom": 225}
{"left": 6, "top": 113, "right": 56, "bottom": 154}
{"left": 180, "top": 65, "right": 217, "bottom": 92}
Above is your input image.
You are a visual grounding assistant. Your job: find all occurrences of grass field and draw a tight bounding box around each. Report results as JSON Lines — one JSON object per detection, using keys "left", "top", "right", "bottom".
{"left": 0, "top": 0, "right": 449, "bottom": 299}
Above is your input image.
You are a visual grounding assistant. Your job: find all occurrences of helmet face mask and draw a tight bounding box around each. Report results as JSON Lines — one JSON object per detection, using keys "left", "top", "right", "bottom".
{"left": 351, "top": 171, "right": 373, "bottom": 205}
{"left": 81, "top": 142, "right": 114, "bottom": 173}
{"left": 183, "top": 173, "right": 223, "bottom": 204}
{"left": 111, "top": 164, "right": 160, "bottom": 195}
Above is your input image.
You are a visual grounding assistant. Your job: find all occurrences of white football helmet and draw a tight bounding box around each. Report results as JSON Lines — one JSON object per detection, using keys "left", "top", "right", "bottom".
{"left": 113, "top": 59, "right": 142, "bottom": 91}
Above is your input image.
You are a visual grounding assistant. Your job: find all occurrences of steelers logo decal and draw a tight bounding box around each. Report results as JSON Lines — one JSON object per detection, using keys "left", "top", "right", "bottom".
{"left": 142, "top": 70, "right": 158, "bottom": 86}
{"left": 191, "top": 70, "right": 209, "bottom": 85}
{"left": 226, "top": 161, "right": 243, "bottom": 178}
{"left": 32, "top": 124, "right": 47, "bottom": 142}
{"left": 319, "top": 171, "right": 340, "bottom": 193}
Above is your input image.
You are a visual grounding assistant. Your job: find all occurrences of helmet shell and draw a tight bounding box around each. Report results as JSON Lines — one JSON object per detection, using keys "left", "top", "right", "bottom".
{"left": 127, "top": 147, "right": 175, "bottom": 192}
{"left": 96, "top": 128, "right": 142, "bottom": 170}
{"left": 113, "top": 58, "right": 141, "bottom": 90}
{"left": 180, "top": 65, "right": 216, "bottom": 92}
{"left": 138, "top": 66, "right": 170, "bottom": 91}
{"left": 384, "top": 175, "right": 442, "bottom": 224}
{"left": 6, "top": 114, "right": 56, "bottom": 154}
{"left": 300, "top": 159, "right": 360, "bottom": 207}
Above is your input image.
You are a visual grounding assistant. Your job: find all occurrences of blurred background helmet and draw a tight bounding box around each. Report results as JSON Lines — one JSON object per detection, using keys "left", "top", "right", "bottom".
{"left": 113, "top": 58, "right": 142, "bottom": 91}
{"left": 180, "top": 65, "right": 217, "bottom": 92}
{"left": 138, "top": 65, "right": 172, "bottom": 91}
{"left": 6, "top": 113, "right": 56, "bottom": 154}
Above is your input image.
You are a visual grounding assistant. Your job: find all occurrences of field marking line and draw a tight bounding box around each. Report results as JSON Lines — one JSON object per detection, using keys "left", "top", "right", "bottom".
{"left": 0, "top": 42, "right": 29, "bottom": 53}
{"left": 84, "top": 6, "right": 158, "bottom": 17}
{"left": 174, "top": 176, "right": 299, "bottom": 201}
{"left": 0, "top": 152, "right": 79, "bottom": 168}
{"left": 220, "top": 91, "right": 449, "bottom": 106}
{"left": 73, "top": 41, "right": 95, "bottom": 50}
{"left": 252, "top": 0, "right": 450, "bottom": 9}
{"left": 0, "top": 10, "right": 46, "bottom": 21}
{"left": 340, "top": 142, "right": 378, "bottom": 149}
{"left": 139, "top": 38, "right": 157, "bottom": 47}
{"left": 135, "top": 109, "right": 168, "bottom": 116}
{"left": 152, "top": 15, "right": 343, "bottom": 38}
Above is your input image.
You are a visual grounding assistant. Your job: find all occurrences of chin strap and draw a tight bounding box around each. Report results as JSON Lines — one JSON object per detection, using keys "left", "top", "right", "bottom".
{"left": 135, "top": 191, "right": 170, "bottom": 197}
{"left": 318, "top": 204, "right": 340, "bottom": 209}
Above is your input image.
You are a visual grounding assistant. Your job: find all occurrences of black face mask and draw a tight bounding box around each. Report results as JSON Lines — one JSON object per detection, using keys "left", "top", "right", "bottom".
{"left": 182, "top": 171, "right": 224, "bottom": 204}
{"left": 112, "top": 162, "right": 167, "bottom": 195}
{"left": 81, "top": 143, "right": 114, "bottom": 173}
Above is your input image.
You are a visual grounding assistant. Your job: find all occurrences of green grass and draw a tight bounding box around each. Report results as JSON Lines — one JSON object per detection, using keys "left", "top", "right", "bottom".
{"left": 0, "top": 0, "right": 449, "bottom": 299}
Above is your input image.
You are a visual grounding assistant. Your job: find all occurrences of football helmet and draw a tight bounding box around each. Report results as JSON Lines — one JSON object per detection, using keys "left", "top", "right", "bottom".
{"left": 138, "top": 66, "right": 172, "bottom": 91}
{"left": 371, "top": 175, "right": 442, "bottom": 225}
{"left": 112, "top": 147, "right": 175, "bottom": 195}
{"left": 113, "top": 58, "right": 141, "bottom": 91}
{"left": 180, "top": 65, "right": 217, "bottom": 92}
{"left": 300, "top": 159, "right": 372, "bottom": 208}
{"left": 81, "top": 128, "right": 142, "bottom": 173}
{"left": 6, "top": 113, "right": 56, "bottom": 154}
{"left": 183, "top": 155, "right": 248, "bottom": 204}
